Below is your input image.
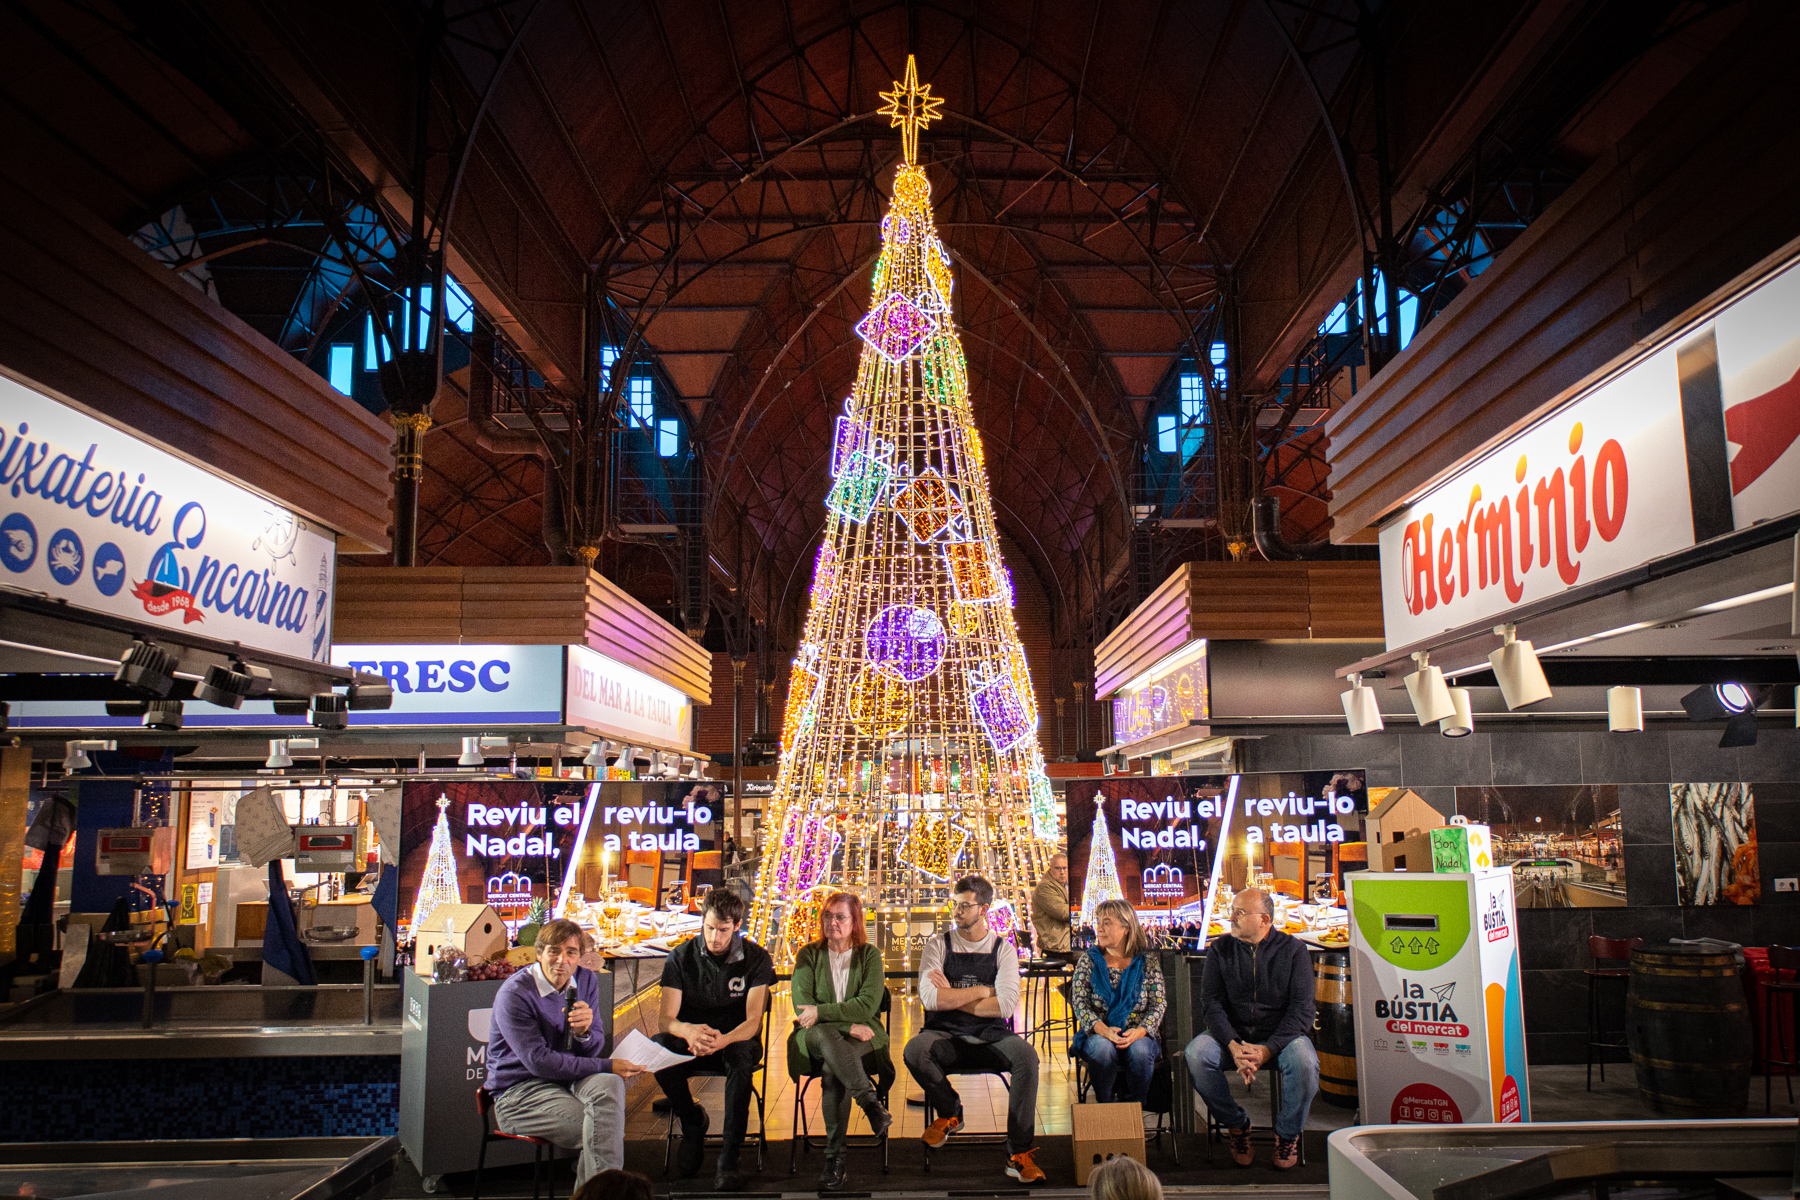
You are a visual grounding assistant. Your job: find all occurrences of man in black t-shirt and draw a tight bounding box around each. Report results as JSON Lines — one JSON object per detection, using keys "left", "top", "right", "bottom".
{"left": 655, "top": 886, "right": 775, "bottom": 1190}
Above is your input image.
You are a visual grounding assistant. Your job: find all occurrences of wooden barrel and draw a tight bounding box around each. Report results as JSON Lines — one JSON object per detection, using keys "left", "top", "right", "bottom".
{"left": 1313, "top": 949, "right": 1358, "bottom": 1107}
{"left": 1626, "top": 943, "right": 1751, "bottom": 1115}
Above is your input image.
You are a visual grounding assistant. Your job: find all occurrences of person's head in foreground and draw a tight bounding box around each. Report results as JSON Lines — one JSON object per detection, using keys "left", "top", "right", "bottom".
{"left": 571, "top": 1167, "right": 655, "bottom": 1200}
{"left": 1048, "top": 853, "right": 1069, "bottom": 884}
{"left": 1089, "top": 1154, "right": 1163, "bottom": 1200}
{"left": 535, "top": 917, "right": 585, "bottom": 989}
{"left": 701, "top": 884, "right": 745, "bottom": 954}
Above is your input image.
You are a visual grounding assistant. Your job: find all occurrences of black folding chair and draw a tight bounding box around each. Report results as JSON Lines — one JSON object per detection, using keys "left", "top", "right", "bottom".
{"left": 474, "top": 1087, "right": 559, "bottom": 1200}
{"left": 661, "top": 1002, "right": 772, "bottom": 1175}
{"left": 919, "top": 1040, "right": 1016, "bottom": 1172}
{"left": 787, "top": 987, "right": 896, "bottom": 1174}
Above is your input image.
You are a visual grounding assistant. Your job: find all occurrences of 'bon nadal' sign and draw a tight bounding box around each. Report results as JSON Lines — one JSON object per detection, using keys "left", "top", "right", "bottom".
{"left": 0, "top": 373, "right": 337, "bottom": 661}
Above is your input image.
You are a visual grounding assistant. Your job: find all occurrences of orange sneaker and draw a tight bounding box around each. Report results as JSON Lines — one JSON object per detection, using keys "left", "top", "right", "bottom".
{"left": 1005, "top": 1148, "right": 1046, "bottom": 1184}
{"left": 921, "top": 1115, "right": 962, "bottom": 1147}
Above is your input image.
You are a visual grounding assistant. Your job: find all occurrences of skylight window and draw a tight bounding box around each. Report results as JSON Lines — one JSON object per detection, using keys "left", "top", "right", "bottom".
{"left": 629, "top": 376, "right": 656, "bottom": 428}
{"left": 328, "top": 345, "right": 355, "bottom": 395}
{"left": 658, "top": 419, "right": 680, "bottom": 457}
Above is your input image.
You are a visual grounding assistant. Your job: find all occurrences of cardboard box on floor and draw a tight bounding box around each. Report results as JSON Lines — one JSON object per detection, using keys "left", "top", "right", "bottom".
{"left": 1071, "top": 1101, "right": 1145, "bottom": 1184}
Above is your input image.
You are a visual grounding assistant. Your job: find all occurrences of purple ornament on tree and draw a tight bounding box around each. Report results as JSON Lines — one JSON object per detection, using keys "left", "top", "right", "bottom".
{"left": 865, "top": 605, "right": 946, "bottom": 682}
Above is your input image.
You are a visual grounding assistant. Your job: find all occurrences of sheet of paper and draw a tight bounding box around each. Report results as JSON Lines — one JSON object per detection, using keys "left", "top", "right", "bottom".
{"left": 613, "top": 1027, "right": 694, "bottom": 1072}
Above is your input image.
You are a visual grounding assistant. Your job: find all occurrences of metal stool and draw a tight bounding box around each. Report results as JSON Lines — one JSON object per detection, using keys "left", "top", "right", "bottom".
{"left": 1761, "top": 945, "right": 1800, "bottom": 1112}
{"left": 1203, "top": 1065, "right": 1304, "bottom": 1167}
{"left": 1585, "top": 935, "right": 1640, "bottom": 1089}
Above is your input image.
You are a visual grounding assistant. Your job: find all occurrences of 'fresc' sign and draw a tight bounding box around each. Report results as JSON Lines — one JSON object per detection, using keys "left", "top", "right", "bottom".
{"left": 329, "top": 644, "right": 565, "bottom": 725}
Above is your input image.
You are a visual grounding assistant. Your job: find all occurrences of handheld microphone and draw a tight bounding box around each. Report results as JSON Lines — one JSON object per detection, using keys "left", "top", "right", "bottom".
{"left": 562, "top": 984, "right": 579, "bottom": 1050}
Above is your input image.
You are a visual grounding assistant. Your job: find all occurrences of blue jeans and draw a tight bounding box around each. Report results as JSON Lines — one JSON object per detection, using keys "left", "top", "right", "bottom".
{"left": 1183, "top": 1033, "right": 1318, "bottom": 1140}
{"left": 1075, "top": 1033, "right": 1161, "bottom": 1102}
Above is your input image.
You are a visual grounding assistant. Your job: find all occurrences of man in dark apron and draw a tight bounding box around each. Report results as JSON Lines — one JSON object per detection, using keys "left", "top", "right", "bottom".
{"left": 902, "top": 874, "right": 1045, "bottom": 1184}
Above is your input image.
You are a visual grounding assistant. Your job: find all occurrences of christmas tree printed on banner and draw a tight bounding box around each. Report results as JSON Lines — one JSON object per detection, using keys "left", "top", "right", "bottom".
{"left": 408, "top": 795, "right": 460, "bottom": 939}
{"left": 1079, "top": 798, "right": 1126, "bottom": 927}
{"left": 748, "top": 55, "right": 1058, "bottom": 966}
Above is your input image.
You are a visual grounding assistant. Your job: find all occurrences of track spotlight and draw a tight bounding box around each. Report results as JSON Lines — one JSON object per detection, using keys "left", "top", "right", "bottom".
{"left": 115, "top": 640, "right": 176, "bottom": 697}
{"left": 310, "top": 692, "right": 349, "bottom": 730}
{"left": 143, "top": 700, "right": 183, "bottom": 731}
{"left": 583, "top": 739, "right": 613, "bottom": 769}
{"left": 683, "top": 756, "right": 702, "bottom": 780}
{"left": 458, "top": 736, "right": 510, "bottom": 767}
{"left": 1607, "top": 686, "right": 1644, "bottom": 733}
{"left": 196, "top": 660, "right": 268, "bottom": 709}
{"left": 1681, "top": 683, "right": 1754, "bottom": 721}
{"left": 1404, "top": 651, "right": 1456, "bottom": 725}
{"left": 63, "top": 739, "right": 115, "bottom": 772}
{"left": 1341, "top": 673, "right": 1385, "bottom": 736}
{"left": 1489, "top": 624, "right": 1552, "bottom": 709}
{"left": 266, "top": 740, "right": 294, "bottom": 769}
{"left": 1439, "top": 688, "right": 1474, "bottom": 738}
{"left": 346, "top": 673, "right": 394, "bottom": 711}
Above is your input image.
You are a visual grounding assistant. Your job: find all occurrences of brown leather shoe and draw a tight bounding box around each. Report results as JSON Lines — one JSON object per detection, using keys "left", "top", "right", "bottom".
{"left": 1273, "top": 1135, "right": 1300, "bottom": 1170}
{"left": 922, "top": 1115, "right": 962, "bottom": 1148}
{"left": 1227, "top": 1123, "right": 1253, "bottom": 1167}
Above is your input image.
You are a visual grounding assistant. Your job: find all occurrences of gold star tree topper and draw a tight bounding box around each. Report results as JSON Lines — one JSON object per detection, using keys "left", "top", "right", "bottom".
{"left": 877, "top": 54, "right": 945, "bottom": 165}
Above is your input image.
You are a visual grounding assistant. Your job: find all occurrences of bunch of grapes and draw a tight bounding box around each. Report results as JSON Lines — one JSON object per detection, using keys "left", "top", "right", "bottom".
{"left": 465, "top": 958, "right": 520, "bottom": 982}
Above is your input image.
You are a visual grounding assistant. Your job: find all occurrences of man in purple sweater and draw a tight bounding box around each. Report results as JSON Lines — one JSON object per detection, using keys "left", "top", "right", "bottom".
{"left": 488, "top": 918, "right": 645, "bottom": 1188}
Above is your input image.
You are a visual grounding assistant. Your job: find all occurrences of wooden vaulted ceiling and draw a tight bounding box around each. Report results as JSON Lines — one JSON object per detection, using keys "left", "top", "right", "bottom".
{"left": 3, "top": 0, "right": 1574, "bottom": 638}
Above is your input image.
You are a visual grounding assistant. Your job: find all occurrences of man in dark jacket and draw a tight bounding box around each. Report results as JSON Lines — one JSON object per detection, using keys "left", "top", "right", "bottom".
{"left": 1183, "top": 888, "right": 1317, "bottom": 1170}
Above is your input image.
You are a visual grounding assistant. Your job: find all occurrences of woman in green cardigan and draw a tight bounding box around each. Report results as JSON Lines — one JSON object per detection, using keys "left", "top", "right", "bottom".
{"left": 789, "top": 891, "right": 893, "bottom": 1191}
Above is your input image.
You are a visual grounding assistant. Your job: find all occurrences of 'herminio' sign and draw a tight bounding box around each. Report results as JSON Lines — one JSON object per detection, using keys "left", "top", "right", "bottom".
{"left": 1378, "top": 345, "right": 1696, "bottom": 650}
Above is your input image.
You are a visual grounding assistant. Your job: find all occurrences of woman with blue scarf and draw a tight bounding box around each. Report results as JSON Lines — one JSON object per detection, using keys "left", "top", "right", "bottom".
{"left": 1072, "top": 899, "right": 1166, "bottom": 1102}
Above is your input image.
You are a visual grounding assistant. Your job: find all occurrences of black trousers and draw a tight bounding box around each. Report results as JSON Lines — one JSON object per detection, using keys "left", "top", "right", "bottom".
{"left": 654, "top": 1030, "right": 762, "bottom": 1166}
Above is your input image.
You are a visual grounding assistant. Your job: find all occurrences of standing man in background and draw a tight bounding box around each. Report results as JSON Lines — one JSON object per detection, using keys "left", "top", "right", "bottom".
{"left": 1031, "top": 854, "right": 1071, "bottom": 955}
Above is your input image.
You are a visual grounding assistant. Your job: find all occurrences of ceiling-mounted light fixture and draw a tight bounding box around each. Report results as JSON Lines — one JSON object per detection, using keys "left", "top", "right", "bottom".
{"left": 114, "top": 640, "right": 176, "bottom": 697}
{"left": 195, "top": 660, "right": 271, "bottom": 709}
{"left": 310, "top": 692, "right": 349, "bottom": 731}
{"left": 1405, "top": 651, "right": 1456, "bottom": 725}
{"left": 346, "top": 673, "right": 394, "bottom": 711}
{"left": 63, "top": 739, "right": 115, "bottom": 773}
{"left": 459, "top": 736, "right": 510, "bottom": 767}
{"left": 583, "top": 739, "right": 613, "bottom": 769}
{"left": 1681, "top": 682, "right": 1762, "bottom": 747}
{"left": 264, "top": 736, "right": 319, "bottom": 771}
{"left": 1341, "top": 672, "right": 1384, "bottom": 736}
{"left": 614, "top": 746, "right": 637, "bottom": 773}
{"left": 1490, "top": 624, "right": 1552, "bottom": 710}
{"left": 683, "top": 756, "right": 703, "bottom": 780}
{"left": 1439, "top": 688, "right": 1474, "bottom": 738}
{"left": 143, "top": 700, "right": 183, "bottom": 731}
{"left": 1607, "top": 686, "right": 1644, "bottom": 733}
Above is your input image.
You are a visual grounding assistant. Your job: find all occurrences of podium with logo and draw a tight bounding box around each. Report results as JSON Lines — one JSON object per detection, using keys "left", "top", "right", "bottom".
{"left": 1345, "top": 871, "right": 1529, "bottom": 1126}
{"left": 399, "top": 970, "right": 615, "bottom": 1186}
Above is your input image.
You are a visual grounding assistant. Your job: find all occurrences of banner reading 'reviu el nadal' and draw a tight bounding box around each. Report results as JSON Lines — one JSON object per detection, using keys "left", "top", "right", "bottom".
{"left": 1377, "top": 346, "right": 1695, "bottom": 649}
{"left": 0, "top": 372, "right": 337, "bottom": 661}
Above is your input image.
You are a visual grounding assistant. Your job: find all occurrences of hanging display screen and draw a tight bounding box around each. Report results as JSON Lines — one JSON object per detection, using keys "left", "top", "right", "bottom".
{"left": 1065, "top": 770, "right": 1368, "bottom": 936}
{"left": 397, "top": 780, "right": 722, "bottom": 939}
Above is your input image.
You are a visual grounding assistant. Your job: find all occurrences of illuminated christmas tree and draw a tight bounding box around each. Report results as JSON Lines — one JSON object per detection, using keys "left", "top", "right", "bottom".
{"left": 408, "top": 796, "right": 460, "bottom": 939}
{"left": 748, "top": 56, "right": 1058, "bottom": 967}
{"left": 1079, "top": 798, "right": 1125, "bottom": 927}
